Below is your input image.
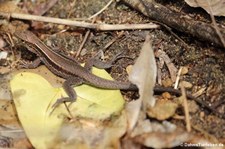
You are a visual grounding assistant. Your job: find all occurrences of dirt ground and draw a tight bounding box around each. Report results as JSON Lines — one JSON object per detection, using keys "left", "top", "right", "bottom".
{"left": 45, "top": 0, "right": 225, "bottom": 140}
{"left": 0, "top": 0, "right": 224, "bottom": 147}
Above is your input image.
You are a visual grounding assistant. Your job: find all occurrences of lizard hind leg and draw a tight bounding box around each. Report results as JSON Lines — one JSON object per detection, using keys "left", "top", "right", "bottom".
{"left": 52, "top": 77, "right": 83, "bottom": 108}
{"left": 84, "top": 50, "right": 131, "bottom": 71}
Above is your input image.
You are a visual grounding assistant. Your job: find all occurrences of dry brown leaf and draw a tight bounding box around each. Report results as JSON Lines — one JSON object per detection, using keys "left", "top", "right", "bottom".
{"left": 129, "top": 34, "right": 157, "bottom": 108}
{"left": 0, "top": 1, "right": 21, "bottom": 13}
{"left": 126, "top": 34, "right": 157, "bottom": 131}
{"left": 0, "top": 100, "right": 27, "bottom": 148}
{"left": 130, "top": 120, "right": 191, "bottom": 148}
{"left": 185, "top": 0, "right": 225, "bottom": 16}
{"left": 56, "top": 113, "right": 127, "bottom": 149}
{"left": 179, "top": 81, "right": 193, "bottom": 89}
{"left": 133, "top": 126, "right": 189, "bottom": 148}
{"left": 147, "top": 99, "right": 178, "bottom": 120}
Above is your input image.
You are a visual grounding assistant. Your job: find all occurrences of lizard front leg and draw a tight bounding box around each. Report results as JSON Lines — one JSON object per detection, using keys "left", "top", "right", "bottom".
{"left": 52, "top": 77, "right": 83, "bottom": 108}
{"left": 20, "top": 57, "right": 41, "bottom": 69}
{"left": 19, "top": 45, "right": 42, "bottom": 69}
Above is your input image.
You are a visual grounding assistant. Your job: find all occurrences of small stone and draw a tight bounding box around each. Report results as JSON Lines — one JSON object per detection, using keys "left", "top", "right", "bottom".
{"left": 200, "top": 111, "right": 205, "bottom": 120}
{"left": 0, "top": 51, "right": 8, "bottom": 60}
{"left": 0, "top": 51, "right": 8, "bottom": 66}
{"left": 126, "top": 65, "right": 133, "bottom": 74}
{"left": 80, "top": 48, "right": 87, "bottom": 56}
{"left": 162, "top": 92, "right": 171, "bottom": 99}
{"left": 58, "top": 25, "right": 65, "bottom": 30}
{"left": 188, "top": 100, "right": 199, "bottom": 113}
{"left": 147, "top": 99, "right": 178, "bottom": 120}
{"left": 162, "top": 78, "right": 173, "bottom": 87}
{"left": 181, "top": 67, "right": 188, "bottom": 75}
{"left": 179, "top": 81, "right": 193, "bottom": 89}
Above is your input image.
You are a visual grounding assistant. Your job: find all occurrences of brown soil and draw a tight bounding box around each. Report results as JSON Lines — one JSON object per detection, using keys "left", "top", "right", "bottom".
{"left": 1, "top": 0, "right": 224, "bottom": 146}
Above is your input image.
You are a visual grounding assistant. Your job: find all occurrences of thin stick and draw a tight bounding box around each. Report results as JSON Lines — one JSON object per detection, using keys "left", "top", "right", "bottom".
{"left": 174, "top": 67, "right": 183, "bottom": 89}
{"left": 206, "top": 0, "right": 225, "bottom": 48}
{"left": 77, "top": 0, "right": 114, "bottom": 56}
{"left": 76, "top": 18, "right": 96, "bottom": 57}
{"left": 103, "top": 31, "right": 124, "bottom": 51}
{"left": 76, "top": 30, "right": 90, "bottom": 57}
{"left": 0, "top": 12, "right": 158, "bottom": 31}
{"left": 88, "top": 0, "right": 114, "bottom": 19}
{"left": 181, "top": 84, "right": 191, "bottom": 132}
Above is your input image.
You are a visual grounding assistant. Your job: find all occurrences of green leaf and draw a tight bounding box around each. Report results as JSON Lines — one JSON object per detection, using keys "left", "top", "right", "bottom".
{"left": 10, "top": 66, "right": 125, "bottom": 149}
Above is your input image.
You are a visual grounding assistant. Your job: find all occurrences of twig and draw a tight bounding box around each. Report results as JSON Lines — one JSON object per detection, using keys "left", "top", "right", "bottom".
{"left": 211, "top": 98, "right": 225, "bottom": 109}
{"left": 192, "top": 87, "right": 206, "bottom": 98}
{"left": 0, "top": 12, "right": 158, "bottom": 31}
{"left": 180, "top": 84, "right": 191, "bottom": 132}
{"left": 174, "top": 67, "right": 183, "bottom": 89}
{"left": 88, "top": 0, "right": 114, "bottom": 19}
{"left": 76, "top": 18, "right": 96, "bottom": 57}
{"left": 103, "top": 31, "right": 125, "bottom": 51}
{"left": 206, "top": 0, "right": 225, "bottom": 48}
{"left": 172, "top": 114, "right": 184, "bottom": 120}
{"left": 76, "top": 0, "right": 115, "bottom": 56}
{"left": 68, "top": 0, "right": 77, "bottom": 18}
{"left": 76, "top": 30, "right": 90, "bottom": 57}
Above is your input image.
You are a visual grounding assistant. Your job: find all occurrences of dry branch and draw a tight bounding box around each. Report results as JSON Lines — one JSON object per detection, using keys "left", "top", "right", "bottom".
{"left": 0, "top": 12, "right": 158, "bottom": 31}
{"left": 120, "top": 0, "right": 225, "bottom": 48}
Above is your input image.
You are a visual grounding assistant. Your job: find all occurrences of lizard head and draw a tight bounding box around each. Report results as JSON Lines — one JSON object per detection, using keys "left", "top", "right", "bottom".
{"left": 14, "top": 30, "right": 37, "bottom": 43}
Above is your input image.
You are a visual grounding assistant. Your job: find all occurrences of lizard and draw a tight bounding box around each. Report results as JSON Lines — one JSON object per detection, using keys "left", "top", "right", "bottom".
{"left": 14, "top": 30, "right": 193, "bottom": 107}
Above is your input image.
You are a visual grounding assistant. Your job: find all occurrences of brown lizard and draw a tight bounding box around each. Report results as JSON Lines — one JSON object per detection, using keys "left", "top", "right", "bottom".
{"left": 14, "top": 30, "right": 193, "bottom": 107}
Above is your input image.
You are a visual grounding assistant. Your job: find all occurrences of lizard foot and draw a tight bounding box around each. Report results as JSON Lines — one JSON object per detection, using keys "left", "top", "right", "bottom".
{"left": 52, "top": 97, "right": 75, "bottom": 108}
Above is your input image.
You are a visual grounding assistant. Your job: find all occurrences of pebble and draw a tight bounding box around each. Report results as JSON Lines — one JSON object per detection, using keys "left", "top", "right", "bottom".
{"left": 200, "top": 111, "right": 205, "bottom": 120}
{"left": 126, "top": 65, "right": 133, "bottom": 74}
{"left": 181, "top": 66, "right": 188, "bottom": 75}
{"left": 162, "top": 78, "right": 173, "bottom": 87}
{"left": 179, "top": 80, "right": 193, "bottom": 89}
{"left": 162, "top": 92, "right": 171, "bottom": 99}
{"left": 188, "top": 100, "right": 199, "bottom": 113}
